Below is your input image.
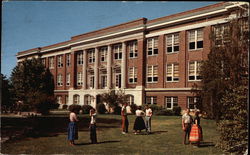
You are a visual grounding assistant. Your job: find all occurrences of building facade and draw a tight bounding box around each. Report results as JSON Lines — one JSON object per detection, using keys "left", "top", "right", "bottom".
{"left": 16, "top": 2, "right": 248, "bottom": 110}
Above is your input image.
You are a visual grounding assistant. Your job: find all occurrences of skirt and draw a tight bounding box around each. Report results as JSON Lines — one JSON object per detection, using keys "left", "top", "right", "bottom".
{"left": 189, "top": 124, "right": 203, "bottom": 142}
{"left": 68, "top": 122, "right": 78, "bottom": 140}
{"left": 133, "top": 116, "right": 146, "bottom": 130}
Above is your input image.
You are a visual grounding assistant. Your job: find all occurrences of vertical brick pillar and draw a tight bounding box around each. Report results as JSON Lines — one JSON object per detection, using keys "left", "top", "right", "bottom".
{"left": 94, "top": 47, "right": 99, "bottom": 89}
{"left": 70, "top": 51, "right": 75, "bottom": 89}
{"left": 83, "top": 50, "right": 87, "bottom": 89}
{"left": 107, "top": 45, "right": 112, "bottom": 89}
{"left": 137, "top": 38, "right": 145, "bottom": 86}
{"left": 158, "top": 35, "right": 165, "bottom": 88}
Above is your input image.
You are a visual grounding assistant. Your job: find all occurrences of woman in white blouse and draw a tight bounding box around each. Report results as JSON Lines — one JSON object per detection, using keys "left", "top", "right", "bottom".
{"left": 133, "top": 106, "right": 146, "bottom": 134}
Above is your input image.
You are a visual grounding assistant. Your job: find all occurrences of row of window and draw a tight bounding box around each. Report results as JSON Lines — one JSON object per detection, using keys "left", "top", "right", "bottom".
{"left": 146, "top": 96, "right": 199, "bottom": 110}
{"left": 44, "top": 28, "right": 205, "bottom": 69}
{"left": 56, "top": 61, "right": 202, "bottom": 86}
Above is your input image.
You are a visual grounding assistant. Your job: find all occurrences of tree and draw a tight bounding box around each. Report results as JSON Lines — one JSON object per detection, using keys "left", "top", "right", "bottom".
{"left": 10, "top": 58, "right": 56, "bottom": 114}
{"left": 193, "top": 5, "right": 249, "bottom": 154}
{"left": 1, "top": 74, "right": 14, "bottom": 112}
{"left": 100, "top": 90, "right": 128, "bottom": 113}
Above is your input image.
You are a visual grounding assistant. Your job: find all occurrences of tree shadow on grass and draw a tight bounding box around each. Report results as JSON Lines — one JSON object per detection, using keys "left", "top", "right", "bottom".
{"left": 75, "top": 140, "right": 121, "bottom": 146}
{"left": 150, "top": 130, "right": 168, "bottom": 135}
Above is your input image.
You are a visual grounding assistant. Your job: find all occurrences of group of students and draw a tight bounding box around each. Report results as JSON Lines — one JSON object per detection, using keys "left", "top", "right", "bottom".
{"left": 67, "top": 105, "right": 203, "bottom": 147}
{"left": 182, "top": 108, "right": 203, "bottom": 147}
{"left": 121, "top": 103, "right": 153, "bottom": 135}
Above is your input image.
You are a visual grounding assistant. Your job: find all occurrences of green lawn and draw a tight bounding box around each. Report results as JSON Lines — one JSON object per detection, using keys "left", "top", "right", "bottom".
{"left": 1, "top": 114, "right": 222, "bottom": 154}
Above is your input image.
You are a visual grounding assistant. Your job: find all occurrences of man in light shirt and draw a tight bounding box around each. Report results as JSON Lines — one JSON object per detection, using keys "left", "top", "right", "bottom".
{"left": 89, "top": 108, "right": 97, "bottom": 144}
{"left": 121, "top": 103, "right": 129, "bottom": 134}
{"left": 145, "top": 105, "right": 153, "bottom": 134}
{"left": 182, "top": 108, "right": 193, "bottom": 144}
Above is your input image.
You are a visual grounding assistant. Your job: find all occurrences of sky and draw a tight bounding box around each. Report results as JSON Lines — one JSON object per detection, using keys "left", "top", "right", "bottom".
{"left": 2, "top": 1, "right": 219, "bottom": 78}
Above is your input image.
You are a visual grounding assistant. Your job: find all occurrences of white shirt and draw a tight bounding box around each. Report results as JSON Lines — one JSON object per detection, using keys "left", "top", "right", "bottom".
{"left": 145, "top": 108, "right": 152, "bottom": 117}
{"left": 136, "top": 110, "right": 145, "bottom": 117}
{"left": 182, "top": 113, "right": 192, "bottom": 123}
{"left": 69, "top": 112, "right": 78, "bottom": 122}
{"left": 121, "top": 106, "right": 127, "bottom": 115}
{"left": 90, "top": 113, "right": 97, "bottom": 124}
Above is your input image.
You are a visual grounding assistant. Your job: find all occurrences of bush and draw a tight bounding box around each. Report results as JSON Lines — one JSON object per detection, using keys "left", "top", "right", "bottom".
{"left": 97, "top": 103, "right": 107, "bottom": 114}
{"left": 20, "top": 104, "right": 31, "bottom": 112}
{"left": 62, "top": 104, "right": 68, "bottom": 109}
{"left": 173, "top": 106, "right": 181, "bottom": 116}
{"left": 113, "top": 106, "right": 122, "bottom": 115}
{"left": 154, "top": 109, "right": 174, "bottom": 116}
{"left": 81, "top": 105, "right": 93, "bottom": 114}
{"left": 68, "top": 104, "right": 82, "bottom": 114}
{"left": 129, "top": 104, "right": 138, "bottom": 114}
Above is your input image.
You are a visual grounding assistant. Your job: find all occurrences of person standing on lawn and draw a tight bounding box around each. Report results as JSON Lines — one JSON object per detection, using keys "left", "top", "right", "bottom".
{"left": 189, "top": 110, "right": 203, "bottom": 147}
{"left": 145, "top": 105, "right": 153, "bottom": 134}
{"left": 68, "top": 108, "right": 79, "bottom": 146}
{"left": 182, "top": 108, "right": 193, "bottom": 145}
{"left": 133, "top": 106, "right": 146, "bottom": 134}
{"left": 121, "top": 103, "right": 129, "bottom": 134}
{"left": 89, "top": 108, "right": 98, "bottom": 144}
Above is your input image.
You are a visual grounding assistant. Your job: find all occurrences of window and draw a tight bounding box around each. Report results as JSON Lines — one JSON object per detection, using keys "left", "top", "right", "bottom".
{"left": 57, "top": 55, "right": 63, "bottom": 68}
{"left": 66, "top": 73, "right": 70, "bottom": 86}
{"left": 188, "top": 29, "right": 203, "bottom": 50}
{"left": 113, "top": 44, "right": 122, "bottom": 60}
{"left": 147, "top": 37, "right": 158, "bottom": 56}
{"left": 88, "top": 49, "right": 95, "bottom": 63}
{"left": 65, "top": 95, "right": 69, "bottom": 105}
{"left": 146, "top": 96, "right": 157, "bottom": 105}
{"left": 189, "top": 61, "right": 202, "bottom": 81}
{"left": 165, "top": 97, "right": 178, "bottom": 109}
{"left": 187, "top": 97, "right": 200, "bottom": 110}
{"left": 126, "top": 95, "right": 134, "bottom": 105}
{"left": 100, "top": 75, "right": 107, "bottom": 89}
{"left": 214, "top": 24, "right": 230, "bottom": 46}
{"left": 85, "top": 95, "right": 93, "bottom": 105}
{"left": 115, "top": 73, "right": 122, "bottom": 88}
{"left": 128, "top": 67, "right": 137, "bottom": 83}
{"left": 166, "top": 33, "right": 179, "bottom": 53}
{"left": 89, "top": 76, "right": 95, "bottom": 88}
{"left": 77, "top": 51, "right": 83, "bottom": 65}
{"left": 166, "top": 63, "right": 179, "bottom": 82}
{"left": 41, "top": 58, "right": 46, "bottom": 66}
{"left": 49, "top": 57, "right": 54, "bottom": 69}
{"left": 100, "top": 47, "right": 107, "bottom": 62}
{"left": 128, "top": 41, "right": 138, "bottom": 58}
{"left": 66, "top": 54, "right": 71, "bottom": 67}
{"left": 73, "top": 95, "right": 80, "bottom": 104}
{"left": 57, "top": 74, "right": 63, "bottom": 86}
{"left": 147, "top": 65, "right": 158, "bottom": 82}
{"left": 56, "top": 96, "right": 62, "bottom": 104}
{"left": 77, "top": 72, "right": 83, "bottom": 86}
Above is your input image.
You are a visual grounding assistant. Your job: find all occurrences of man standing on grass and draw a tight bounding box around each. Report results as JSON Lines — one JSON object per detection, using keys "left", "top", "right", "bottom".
{"left": 145, "top": 105, "right": 152, "bottom": 134}
{"left": 182, "top": 108, "right": 193, "bottom": 145}
{"left": 121, "top": 103, "right": 129, "bottom": 134}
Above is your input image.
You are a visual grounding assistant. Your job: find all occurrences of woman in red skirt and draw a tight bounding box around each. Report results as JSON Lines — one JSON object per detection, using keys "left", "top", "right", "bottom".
{"left": 189, "top": 111, "right": 203, "bottom": 147}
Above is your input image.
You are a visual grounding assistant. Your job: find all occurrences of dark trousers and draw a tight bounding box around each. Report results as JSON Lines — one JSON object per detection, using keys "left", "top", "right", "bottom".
{"left": 183, "top": 123, "right": 191, "bottom": 144}
{"left": 90, "top": 124, "right": 97, "bottom": 144}
{"left": 122, "top": 115, "right": 129, "bottom": 133}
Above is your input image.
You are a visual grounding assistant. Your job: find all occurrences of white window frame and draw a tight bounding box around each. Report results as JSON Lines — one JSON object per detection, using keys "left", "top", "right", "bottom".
{"left": 100, "top": 74, "right": 107, "bottom": 89}
{"left": 77, "top": 72, "right": 83, "bottom": 86}
{"left": 128, "top": 67, "right": 137, "bottom": 84}
{"left": 57, "top": 96, "right": 62, "bottom": 104}
{"left": 188, "top": 61, "right": 202, "bottom": 81}
{"left": 147, "top": 37, "right": 159, "bottom": 56}
{"left": 165, "top": 96, "right": 178, "bottom": 109}
{"left": 66, "top": 54, "right": 71, "bottom": 67}
{"left": 113, "top": 44, "right": 122, "bottom": 60}
{"left": 73, "top": 95, "right": 80, "bottom": 104}
{"left": 77, "top": 51, "right": 83, "bottom": 65}
{"left": 166, "top": 63, "right": 179, "bottom": 82}
{"left": 187, "top": 97, "right": 198, "bottom": 110}
{"left": 128, "top": 41, "right": 138, "bottom": 58}
{"left": 146, "top": 96, "right": 157, "bottom": 105}
{"left": 49, "top": 57, "right": 54, "bottom": 69}
{"left": 188, "top": 29, "right": 203, "bottom": 51}
{"left": 166, "top": 33, "right": 179, "bottom": 53}
{"left": 100, "top": 47, "right": 107, "bottom": 62}
{"left": 57, "top": 74, "right": 63, "bottom": 86}
{"left": 89, "top": 75, "right": 95, "bottom": 89}
{"left": 57, "top": 55, "right": 63, "bottom": 68}
{"left": 147, "top": 65, "right": 158, "bottom": 83}
{"left": 115, "top": 73, "right": 122, "bottom": 88}
{"left": 88, "top": 49, "right": 95, "bottom": 64}
{"left": 65, "top": 95, "right": 69, "bottom": 105}
{"left": 66, "top": 73, "right": 70, "bottom": 86}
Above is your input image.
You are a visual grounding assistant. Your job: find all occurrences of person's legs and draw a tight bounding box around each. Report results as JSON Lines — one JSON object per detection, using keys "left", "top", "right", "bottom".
{"left": 125, "top": 117, "right": 129, "bottom": 133}
{"left": 148, "top": 117, "right": 151, "bottom": 133}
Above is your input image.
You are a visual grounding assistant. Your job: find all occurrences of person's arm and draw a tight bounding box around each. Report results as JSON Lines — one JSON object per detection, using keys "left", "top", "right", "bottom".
{"left": 182, "top": 116, "right": 185, "bottom": 130}
{"left": 74, "top": 113, "right": 79, "bottom": 122}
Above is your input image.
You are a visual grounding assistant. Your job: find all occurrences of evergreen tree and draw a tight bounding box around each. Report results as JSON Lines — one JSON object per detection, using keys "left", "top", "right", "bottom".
{"left": 1, "top": 74, "right": 14, "bottom": 112}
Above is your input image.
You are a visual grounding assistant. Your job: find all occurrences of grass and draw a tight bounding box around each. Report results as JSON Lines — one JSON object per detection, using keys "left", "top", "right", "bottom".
{"left": 1, "top": 114, "right": 223, "bottom": 154}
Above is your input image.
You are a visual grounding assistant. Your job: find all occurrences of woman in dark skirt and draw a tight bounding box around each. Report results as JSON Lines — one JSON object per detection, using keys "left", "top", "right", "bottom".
{"left": 133, "top": 106, "right": 146, "bottom": 134}
{"left": 68, "top": 108, "right": 79, "bottom": 146}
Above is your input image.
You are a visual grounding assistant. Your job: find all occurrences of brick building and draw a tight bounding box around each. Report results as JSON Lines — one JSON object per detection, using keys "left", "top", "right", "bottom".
{"left": 16, "top": 2, "right": 248, "bottom": 110}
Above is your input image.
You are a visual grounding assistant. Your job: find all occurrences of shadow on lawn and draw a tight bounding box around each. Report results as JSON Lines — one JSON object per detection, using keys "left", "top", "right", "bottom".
{"left": 198, "top": 141, "right": 215, "bottom": 147}
{"left": 1, "top": 116, "right": 121, "bottom": 141}
{"left": 75, "top": 140, "right": 121, "bottom": 146}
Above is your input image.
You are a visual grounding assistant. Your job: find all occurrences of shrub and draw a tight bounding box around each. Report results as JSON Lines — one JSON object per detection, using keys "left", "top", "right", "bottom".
{"left": 173, "top": 106, "right": 181, "bottom": 116}
{"left": 129, "top": 104, "right": 138, "bottom": 114}
{"left": 97, "top": 103, "right": 107, "bottom": 114}
{"left": 20, "top": 104, "right": 31, "bottom": 112}
{"left": 154, "top": 109, "right": 174, "bottom": 116}
{"left": 68, "top": 104, "right": 82, "bottom": 114}
{"left": 113, "top": 106, "right": 122, "bottom": 115}
{"left": 82, "top": 105, "right": 93, "bottom": 114}
{"left": 62, "top": 104, "right": 68, "bottom": 110}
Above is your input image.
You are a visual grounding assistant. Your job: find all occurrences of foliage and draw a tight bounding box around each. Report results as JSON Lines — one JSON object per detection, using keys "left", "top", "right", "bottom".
{"left": 216, "top": 86, "right": 248, "bottom": 154}
{"left": 1, "top": 74, "right": 14, "bottom": 112}
{"left": 129, "top": 103, "right": 138, "bottom": 114}
{"left": 154, "top": 109, "right": 174, "bottom": 116}
{"left": 62, "top": 105, "right": 68, "bottom": 110}
{"left": 172, "top": 106, "right": 182, "bottom": 116}
{"left": 113, "top": 106, "right": 122, "bottom": 115}
{"left": 81, "top": 105, "right": 93, "bottom": 114}
{"left": 68, "top": 104, "right": 81, "bottom": 114}
{"left": 10, "top": 58, "right": 55, "bottom": 114}
{"left": 96, "top": 103, "right": 107, "bottom": 114}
